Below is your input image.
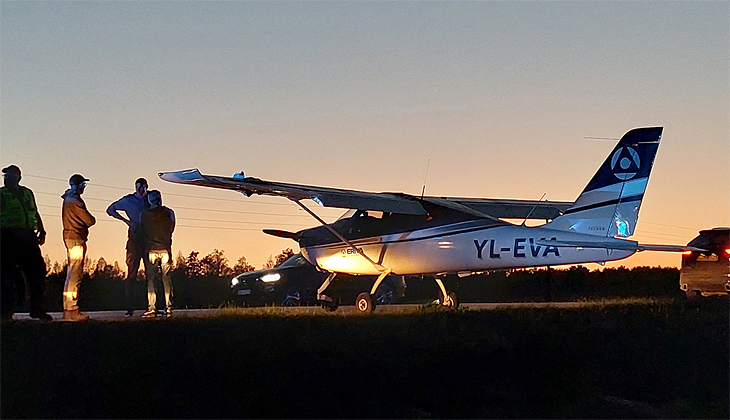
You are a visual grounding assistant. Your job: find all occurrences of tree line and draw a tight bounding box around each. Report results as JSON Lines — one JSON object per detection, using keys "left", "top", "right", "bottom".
{"left": 14, "top": 247, "right": 683, "bottom": 313}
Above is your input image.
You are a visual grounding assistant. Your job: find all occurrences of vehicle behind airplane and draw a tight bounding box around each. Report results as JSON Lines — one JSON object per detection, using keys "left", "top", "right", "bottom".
{"left": 680, "top": 227, "right": 730, "bottom": 299}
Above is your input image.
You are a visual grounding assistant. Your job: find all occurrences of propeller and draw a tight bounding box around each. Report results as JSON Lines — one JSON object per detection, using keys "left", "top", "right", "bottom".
{"left": 262, "top": 229, "right": 301, "bottom": 241}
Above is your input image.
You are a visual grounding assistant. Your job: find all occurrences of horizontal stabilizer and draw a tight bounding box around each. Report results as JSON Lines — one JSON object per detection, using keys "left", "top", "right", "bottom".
{"left": 536, "top": 239, "right": 704, "bottom": 253}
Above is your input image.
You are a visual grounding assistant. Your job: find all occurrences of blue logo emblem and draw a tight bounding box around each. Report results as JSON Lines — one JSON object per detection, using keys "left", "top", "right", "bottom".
{"left": 610, "top": 147, "right": 640, "bottom": 180}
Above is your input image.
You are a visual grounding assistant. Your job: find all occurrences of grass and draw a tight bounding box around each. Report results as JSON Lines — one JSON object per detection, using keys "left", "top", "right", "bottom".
{"left": 1, "top": 298, "right": 728, "bottom": 418}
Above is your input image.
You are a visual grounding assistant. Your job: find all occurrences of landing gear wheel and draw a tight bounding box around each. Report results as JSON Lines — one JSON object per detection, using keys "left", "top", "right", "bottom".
{"left": 439, "top": 291, "right": 459, "bottom": 309}
{"left": 446, "top": 291, "right": 459, "bottom": 309}
{"left": 356, "top": 292, "right": 376, "bottom": 314}
{"left": 686, "top": 289, "right": 703, "bottom": 302}
{"left": 319, "top": 295, "right": 339, "bottom": 312}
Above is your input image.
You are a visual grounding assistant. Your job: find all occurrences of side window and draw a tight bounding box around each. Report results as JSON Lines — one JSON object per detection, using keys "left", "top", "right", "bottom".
{"left": 349, "top": 210, "right": 384, "bottom": 236}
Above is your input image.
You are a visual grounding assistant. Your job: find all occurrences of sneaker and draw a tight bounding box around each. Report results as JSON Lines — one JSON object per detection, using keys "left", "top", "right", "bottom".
{"left": 61, "top": 309, "right": 89, "bottom": 322}
{"left": 141, "top": 310, "right": 157, "bottom": 318}
{"left": 29, "top": 312, "right": 53, "bottom": 322}
{"left": 165, "top": 307, "right": 173, "bottom": 317}
{"left": 124, "top": 310, "right": 134, "bottom": 318}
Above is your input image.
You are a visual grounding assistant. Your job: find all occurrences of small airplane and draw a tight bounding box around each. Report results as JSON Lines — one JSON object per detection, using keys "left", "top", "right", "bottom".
{"left": 160, "top": 126, "right": 700, "bottom": 312}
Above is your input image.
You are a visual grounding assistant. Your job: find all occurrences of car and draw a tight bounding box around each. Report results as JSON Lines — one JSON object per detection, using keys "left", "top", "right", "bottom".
{"left": 230, "top": 253, "right": 406, "bottom": 307}
{"left": 231, "top": 253, "right": 322, "bottom": 306}
{"left": 680, "top": 227, "right": 730, "bottom": 300}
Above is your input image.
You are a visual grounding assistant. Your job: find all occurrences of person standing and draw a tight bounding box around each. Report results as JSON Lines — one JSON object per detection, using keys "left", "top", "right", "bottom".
{"left": 106, "top": 178, "right": 149, "bottom": 317}
{"left": 61, "top": 174, "right": 95, "bottom": 322}
{"left": 140, "top": 190, "right": 175, "bottom": 318}
{"left": 0, "top": 165, "right": 51, "bottom": 321}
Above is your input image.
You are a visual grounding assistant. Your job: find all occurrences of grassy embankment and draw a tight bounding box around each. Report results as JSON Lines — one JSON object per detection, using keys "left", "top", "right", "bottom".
{"left": 1, "top": 298, "right": 728, "bottom": 418}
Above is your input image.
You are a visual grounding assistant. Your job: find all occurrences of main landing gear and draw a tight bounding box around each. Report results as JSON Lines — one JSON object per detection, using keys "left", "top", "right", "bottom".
{"left": 317, "top": 272, "right": 339, "bottom": 311}
{"left": 353, "top": 269, "right": 392, "bottom": 314}
{"left": 435, "top": 276, "right": 459, "bottom": 309}
{"left": 317, "top": 270, "right": 459, "bottom": 314}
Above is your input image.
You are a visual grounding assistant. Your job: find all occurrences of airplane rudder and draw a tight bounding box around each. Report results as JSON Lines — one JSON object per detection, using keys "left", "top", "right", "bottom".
{"left": 583, "top": 127, "right": 662, "bottom": 193}
{"left": 546, "top": 127, "right": 663, "bottom": 237}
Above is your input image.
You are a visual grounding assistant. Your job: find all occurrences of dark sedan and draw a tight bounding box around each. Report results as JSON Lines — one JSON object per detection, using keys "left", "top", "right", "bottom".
{"left": 231, "top": 253, "right": 323, "bottom": 306}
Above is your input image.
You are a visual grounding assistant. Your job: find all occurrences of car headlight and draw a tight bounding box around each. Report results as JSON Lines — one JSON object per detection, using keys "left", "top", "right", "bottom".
{"left": 261, "top": 273, "right": 281, "bottom": 283}
{"left": 231, "top": 278, "right": 240, "bottom": 287}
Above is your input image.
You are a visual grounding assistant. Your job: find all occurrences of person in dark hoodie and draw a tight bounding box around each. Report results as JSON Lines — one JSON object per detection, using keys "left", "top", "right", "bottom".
{"left": 139, "top": 190, "right": 175, "bottom": 318}
{"left": 61, "top": 174, "right": 95, "bottom": 322}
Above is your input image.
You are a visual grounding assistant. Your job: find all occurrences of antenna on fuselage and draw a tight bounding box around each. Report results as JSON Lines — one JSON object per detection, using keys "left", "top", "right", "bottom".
{"left": 420, "top": 159, "right": 431, "bottom": 200}
{"left": 521, "top": 192, "right": 547, "bottom": 226}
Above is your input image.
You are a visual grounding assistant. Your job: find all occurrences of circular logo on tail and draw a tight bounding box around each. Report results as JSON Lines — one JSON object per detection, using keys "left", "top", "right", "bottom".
{"left": 611, "top": 147, "right": 640, "bottom": 180}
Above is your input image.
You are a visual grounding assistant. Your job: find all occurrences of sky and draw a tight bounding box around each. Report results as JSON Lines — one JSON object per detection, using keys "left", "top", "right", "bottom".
{"left": 1, "top": 1, "right": 728, "bottom": 272}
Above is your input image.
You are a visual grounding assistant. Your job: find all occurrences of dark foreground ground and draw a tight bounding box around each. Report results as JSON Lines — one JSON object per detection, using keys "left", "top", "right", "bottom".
{"left": 1, "top": 299, "right": 728, "bottom": 419}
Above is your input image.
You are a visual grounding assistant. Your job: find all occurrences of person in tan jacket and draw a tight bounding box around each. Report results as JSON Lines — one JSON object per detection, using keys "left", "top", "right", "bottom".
{"left": 61, "top": 174, "right": 95, "bottom": 321}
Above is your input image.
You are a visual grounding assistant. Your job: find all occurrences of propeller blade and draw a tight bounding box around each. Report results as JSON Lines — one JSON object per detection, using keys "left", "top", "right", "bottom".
{"left": 262, "top": 229, "right": 301, "bottom": 240}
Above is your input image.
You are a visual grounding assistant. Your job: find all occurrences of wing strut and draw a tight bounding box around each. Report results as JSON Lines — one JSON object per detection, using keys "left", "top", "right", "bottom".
{"left": 291, "top": 199, "right": 388, "bottom": 273}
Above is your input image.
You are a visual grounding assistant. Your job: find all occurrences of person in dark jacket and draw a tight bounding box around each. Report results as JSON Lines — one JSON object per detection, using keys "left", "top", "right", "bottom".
{"left": 106, "top": 178, "right": 149, "bottom": 317}
{"left": 0, "top": 165, "right": 50, "bottom": 321}
{"left": 61, "top": 174, "right": 95, "bottom": 322}
{"left": 139, "top": 190, "right": 175, "bottom": 318}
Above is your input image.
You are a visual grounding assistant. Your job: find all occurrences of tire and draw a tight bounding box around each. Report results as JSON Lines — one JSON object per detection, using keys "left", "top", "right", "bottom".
{"left": 447, "top": 291, "right": 459, "bottom": 309}
{"left": 320, "top": 295, "right": 339, "bottom": 312}
{"left": 686, "top": 289, "right": 703, "bottom": 302}
{"left": 374, "top": 283, "right": 395, "bottom": 305}
{"left": 439, "top": 290, "right": 459, "bottom": 309}
{"left": 356, "top": 292, "right": 376, "bottom": 313}
{"left": 282, "top": 290, "right": 301, "bottom": 307}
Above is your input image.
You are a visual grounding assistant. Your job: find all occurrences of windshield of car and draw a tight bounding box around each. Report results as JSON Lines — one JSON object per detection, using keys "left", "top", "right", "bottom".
{"left": 278, "top": 254, "right": 309, "bottom": 268}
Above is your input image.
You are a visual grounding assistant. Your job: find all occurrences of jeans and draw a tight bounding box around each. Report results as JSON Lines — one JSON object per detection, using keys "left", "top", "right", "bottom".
{"left": 124, "top": 234, "right": 145, "bottom": 311}
{"left": 143, "top": 249, "right": 173, "bottom": 311}
{"left": 63, "top": 238, "right": 87, "bottom": 311}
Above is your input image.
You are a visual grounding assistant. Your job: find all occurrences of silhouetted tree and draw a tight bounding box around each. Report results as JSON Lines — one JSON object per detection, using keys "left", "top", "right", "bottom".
{"left": 200, "top": 249, "right": 232, "bottom": 277}
{"left": 233, "top": 256, "right": 255, "bottom": 274}
{"left": 185, "top": 251, "right": 203, "bottom": 277}
{"left": 274, "top": 248, "right": 295, "bottom": 267}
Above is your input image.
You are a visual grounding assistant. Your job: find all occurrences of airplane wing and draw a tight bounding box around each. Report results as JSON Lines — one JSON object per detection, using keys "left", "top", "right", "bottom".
{"left": 158, "top": 169, "right": 572, "bottom": 219}
{"left": 159, "top": 169, "right": 429, "bottom": 215}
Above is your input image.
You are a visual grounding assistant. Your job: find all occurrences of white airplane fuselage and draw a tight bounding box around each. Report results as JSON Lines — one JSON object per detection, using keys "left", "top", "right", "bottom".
{"left": 301, "top": 221, "right": 635, "bottom": 276}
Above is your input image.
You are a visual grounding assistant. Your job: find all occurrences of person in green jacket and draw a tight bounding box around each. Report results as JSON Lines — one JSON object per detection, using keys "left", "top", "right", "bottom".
{"left": 0, "top": 165, "right": 50, "bottom": 321}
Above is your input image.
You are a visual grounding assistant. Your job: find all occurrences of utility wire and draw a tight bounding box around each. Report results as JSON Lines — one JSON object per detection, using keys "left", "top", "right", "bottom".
{"left": 26, "top": 173, "right": 295, "bottom": 206}
{"left": 33, "top": 191, "right": 318, "bottom": 218}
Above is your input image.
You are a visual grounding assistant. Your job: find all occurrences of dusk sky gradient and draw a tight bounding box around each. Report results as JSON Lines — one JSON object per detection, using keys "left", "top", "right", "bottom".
{"left": 2, "top": 1, "right": 728, "bottom": 271}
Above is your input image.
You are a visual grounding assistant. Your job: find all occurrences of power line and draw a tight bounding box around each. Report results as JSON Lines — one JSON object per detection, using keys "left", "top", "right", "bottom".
{"left": 38, "top": 213, "right": 286, "bottom": 232}
{"left": 26, "top": 173, "right": 296, "bottom": 206}
{"left": 37, "top": 204, "right": 309, "bottom": 227}
{"left": 33, "top": 191, "right": 316, "bottom": 218}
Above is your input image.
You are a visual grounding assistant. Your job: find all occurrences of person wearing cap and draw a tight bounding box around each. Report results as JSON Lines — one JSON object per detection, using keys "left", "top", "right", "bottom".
{"left": 61, "top": 174, "right": 96, "bottom": 322}
{"left": 0, "top": 164, "right": 51, "bottom": 321}
{"left": 106, "top": 178, "right": 150, "bottom": 317}
{"left": 139, "top": 190, "right": 175, "bottom": 318}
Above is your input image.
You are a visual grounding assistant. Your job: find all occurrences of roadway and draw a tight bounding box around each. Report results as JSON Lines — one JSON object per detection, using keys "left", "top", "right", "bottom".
{"left": 10, "top": 301, "right": 594, "bottom": 321}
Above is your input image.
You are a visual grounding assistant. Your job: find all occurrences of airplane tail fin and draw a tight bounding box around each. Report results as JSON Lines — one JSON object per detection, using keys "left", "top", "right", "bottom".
{"left": 546, "top": 127, "right": 662, "bottom": 238}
